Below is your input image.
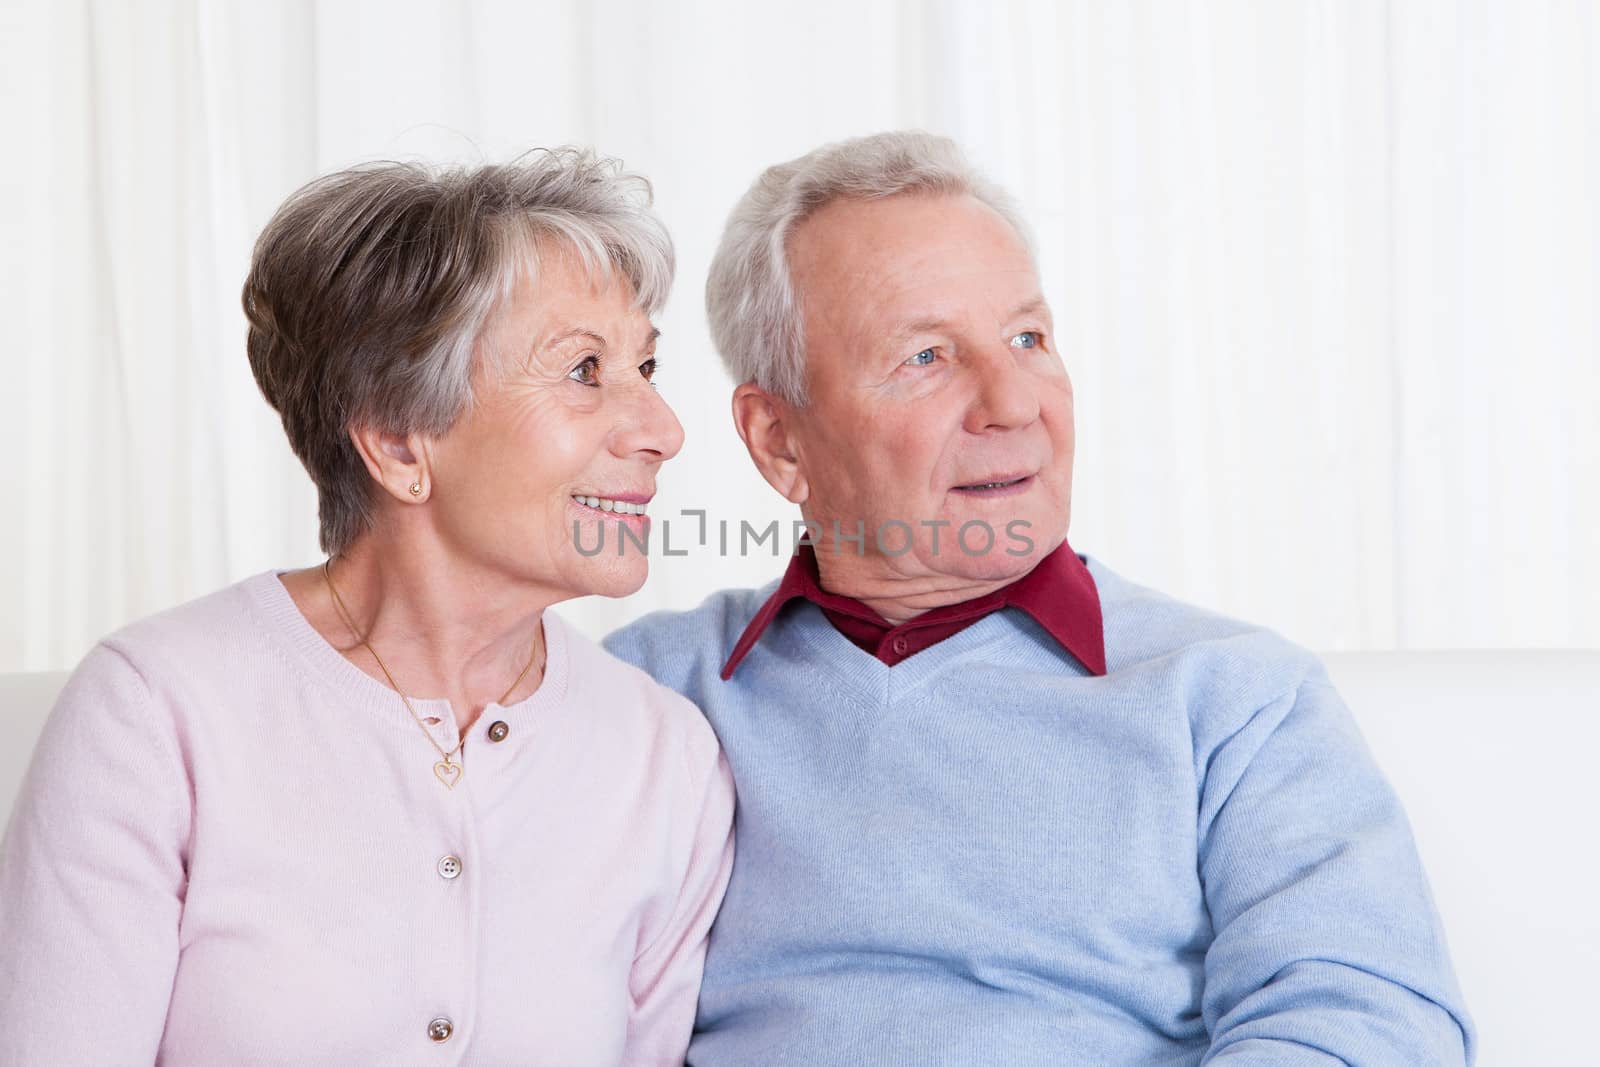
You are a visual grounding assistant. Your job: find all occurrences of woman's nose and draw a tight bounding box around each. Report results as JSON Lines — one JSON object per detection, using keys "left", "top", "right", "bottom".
{"left": 613, "top": 381, "right": 685, "bottom": 463}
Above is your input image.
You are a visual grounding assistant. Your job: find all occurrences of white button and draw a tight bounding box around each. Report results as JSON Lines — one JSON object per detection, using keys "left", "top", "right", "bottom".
{"left": 437, "top": 855, "right": 462, "bottom": 880}
{"left": 427, "top": 1016, "right": 454, "bottom": 1042}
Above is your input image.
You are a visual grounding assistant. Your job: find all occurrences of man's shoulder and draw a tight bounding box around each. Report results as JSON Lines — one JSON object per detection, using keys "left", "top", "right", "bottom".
{"left": 1087, "top": 557, "right": 1325, "bottom": 707}
{"left": 603, "top": 580, "right": 778, "bottom": 693}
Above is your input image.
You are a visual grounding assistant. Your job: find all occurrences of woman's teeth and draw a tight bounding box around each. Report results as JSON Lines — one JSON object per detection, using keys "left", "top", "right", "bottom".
{"left": 572, "top": 495, "right": 647, "bottom": 516}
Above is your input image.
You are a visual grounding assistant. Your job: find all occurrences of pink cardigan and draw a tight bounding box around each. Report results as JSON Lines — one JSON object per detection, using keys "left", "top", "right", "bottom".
{"left": 0, "top": 572, "right": 735, "bottom": 1065}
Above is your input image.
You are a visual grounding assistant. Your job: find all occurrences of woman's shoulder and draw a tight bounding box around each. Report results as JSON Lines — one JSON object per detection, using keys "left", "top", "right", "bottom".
{"left": 97, "top": 572, "right": 279, "bottom": 670}
{"left": 545, "top": 611, "right": 721, "bottom": 767}
{"left": 42, "top": 574, "right": 286, "bottom": 769}
{"left": 72, "top": 572, "right": 303, "bottom": 712}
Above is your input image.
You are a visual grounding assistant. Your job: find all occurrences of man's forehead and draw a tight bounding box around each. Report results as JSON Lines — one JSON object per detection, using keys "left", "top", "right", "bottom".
{"left": 791, "top": 193, "right": 1036, "bottom": 304}
{"left": 792, "top": 193, "right": 1007, "bottom": 264}
{"left": 884, "top": 294, "right": 1052, "bottom": 342}
{"left": 796, "top": 237, "right": 1042, "bottom": 345}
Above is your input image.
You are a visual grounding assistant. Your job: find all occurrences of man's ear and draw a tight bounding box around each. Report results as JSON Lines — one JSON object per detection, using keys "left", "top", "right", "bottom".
{"left": 349, "top": 425, "right": 434, "bottom": 504}
{"left": 731, "top": 383, "right": 809, "bottom": 505}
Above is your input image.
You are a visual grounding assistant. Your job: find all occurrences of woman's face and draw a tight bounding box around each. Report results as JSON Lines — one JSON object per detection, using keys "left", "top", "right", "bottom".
{"left": 425, "top": 248, "right": 684, "bottom": 601}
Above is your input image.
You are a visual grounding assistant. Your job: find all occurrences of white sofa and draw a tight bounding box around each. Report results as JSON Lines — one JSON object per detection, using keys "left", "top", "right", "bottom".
{"left": 3, "top": 652, "right": 1597, "bottom": 1064}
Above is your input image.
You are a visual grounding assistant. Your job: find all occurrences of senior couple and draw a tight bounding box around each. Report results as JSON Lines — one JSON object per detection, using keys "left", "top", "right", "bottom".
{"left": 0, "top": 133, "right": 1472, "bottom": 1064}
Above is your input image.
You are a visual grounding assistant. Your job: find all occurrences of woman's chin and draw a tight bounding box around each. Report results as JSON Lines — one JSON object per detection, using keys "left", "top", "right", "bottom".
{"left": 564, "top": 556, "right": 650, "bottom": 600}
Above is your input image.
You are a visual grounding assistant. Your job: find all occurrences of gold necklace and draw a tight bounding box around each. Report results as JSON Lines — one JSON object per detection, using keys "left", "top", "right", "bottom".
{"left": 322, "top": 560, "right": 541, "bottom": 790}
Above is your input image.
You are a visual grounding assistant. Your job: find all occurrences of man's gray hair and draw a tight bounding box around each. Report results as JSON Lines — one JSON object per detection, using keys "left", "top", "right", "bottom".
{"left": 243, "top": 148, "right": 673, "bottom": 555}
{"left": 705, "top": 130, "right": 1032, "bottom": 406}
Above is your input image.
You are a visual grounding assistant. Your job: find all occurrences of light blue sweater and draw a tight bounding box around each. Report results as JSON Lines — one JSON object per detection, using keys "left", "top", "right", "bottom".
{"left": 605, "top": 557, "right": 1473, "bottom": 1065}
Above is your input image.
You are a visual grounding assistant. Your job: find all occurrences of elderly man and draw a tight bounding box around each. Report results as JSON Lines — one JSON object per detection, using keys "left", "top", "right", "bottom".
{"left": 605, "top": 132, "right": 1472, "bottom": 1065}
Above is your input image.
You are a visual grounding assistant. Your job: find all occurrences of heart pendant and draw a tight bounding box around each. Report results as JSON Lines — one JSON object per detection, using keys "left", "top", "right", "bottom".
{"left": 434, "top": 759, "right": 462, "bottom": 790}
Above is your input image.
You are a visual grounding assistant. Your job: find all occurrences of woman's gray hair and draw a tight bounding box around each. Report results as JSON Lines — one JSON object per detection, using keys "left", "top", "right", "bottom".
{"left": 705, "top": 130, "right": 1032, "bottom": 406}
{"left": 243, "top": 148, "right": 673, "bottom": 556}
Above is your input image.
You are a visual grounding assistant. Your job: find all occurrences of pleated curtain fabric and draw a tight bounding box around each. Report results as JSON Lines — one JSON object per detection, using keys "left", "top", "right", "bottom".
{"left": 1, "top": 0, "right": 1595, "bottom": 671}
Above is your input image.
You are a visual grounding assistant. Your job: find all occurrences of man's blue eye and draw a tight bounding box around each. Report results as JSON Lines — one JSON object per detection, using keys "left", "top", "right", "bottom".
{"left": 1011, "top": 332, "right": 1041, "bottom": 349}
{"left": 905, "top": 348, "right": 937, "bottom": 366}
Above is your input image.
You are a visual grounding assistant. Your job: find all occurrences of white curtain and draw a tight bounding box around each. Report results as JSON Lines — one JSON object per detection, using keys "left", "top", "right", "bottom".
{"left": 2, "top": 0, "right": 1595, "bottom": 672}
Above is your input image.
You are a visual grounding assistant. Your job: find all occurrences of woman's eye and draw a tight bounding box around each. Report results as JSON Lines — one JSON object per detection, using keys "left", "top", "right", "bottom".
{"left": 904, "top": 348, "right": 937, "bottom": 367}
{"left": 568, "top": 356, "right": 599, "bottom": 385}
{"left": 1010, "top": 331, "right": 1042, "bottom": 350}
{"left": 639, "top": 358, "right": 657, "bottom": 383}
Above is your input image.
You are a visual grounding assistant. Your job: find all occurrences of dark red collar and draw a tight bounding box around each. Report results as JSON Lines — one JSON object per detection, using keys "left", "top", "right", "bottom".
{"left": 720, "top": 540, "right": 1106, "bottom": 679}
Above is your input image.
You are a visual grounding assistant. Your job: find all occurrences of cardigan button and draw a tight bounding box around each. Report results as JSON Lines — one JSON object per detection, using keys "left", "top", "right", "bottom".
{"left": 890, "top": 636, "right": 909, "bottom": 656}
{"left": 427, "top": 1017, "right": 454, "bottom": 1043}
{"left": 436, "top": 855, "right": 462, "bottom": 880}
{"left": 487, "top": 720, "right": 510, "bottom": 743}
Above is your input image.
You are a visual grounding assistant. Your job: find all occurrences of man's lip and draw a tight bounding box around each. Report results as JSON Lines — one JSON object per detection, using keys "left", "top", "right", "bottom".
{"left": 951, "top": 473, "right": 1035, "bottom": 491}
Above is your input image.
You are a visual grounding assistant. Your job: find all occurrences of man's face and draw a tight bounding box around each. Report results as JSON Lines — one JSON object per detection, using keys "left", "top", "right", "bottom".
{"left": 783, "top": 192, "right": 1075, "bottom": 583}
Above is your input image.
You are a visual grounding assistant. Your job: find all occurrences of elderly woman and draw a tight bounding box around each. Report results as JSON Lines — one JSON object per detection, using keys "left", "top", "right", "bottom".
{"left": 0, "top": 150, "right": 733, "bottom": 1064}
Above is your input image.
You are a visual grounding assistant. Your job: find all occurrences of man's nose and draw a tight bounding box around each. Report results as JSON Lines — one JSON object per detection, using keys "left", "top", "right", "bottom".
{"left": 964, "top": 347, "right": 1041, "bottom": 433}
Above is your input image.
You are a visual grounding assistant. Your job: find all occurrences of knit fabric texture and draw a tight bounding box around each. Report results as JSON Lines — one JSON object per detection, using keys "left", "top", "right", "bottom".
{"left": 605, "top": 555, "right": 1473, "bottom": 1066}
{"left": 0, "top": 571, "right": 734, "bottom": 1065}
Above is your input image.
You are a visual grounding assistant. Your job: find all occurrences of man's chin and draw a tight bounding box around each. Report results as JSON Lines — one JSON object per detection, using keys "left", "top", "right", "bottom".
{"left": 911, "top": 514, "right": 1066, "bottom": 583}
{"left": 912, "top": 545, "right": 1044, "bottom": 584}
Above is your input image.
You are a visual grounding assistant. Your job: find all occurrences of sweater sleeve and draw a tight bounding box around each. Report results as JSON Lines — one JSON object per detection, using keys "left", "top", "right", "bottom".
{"left": 1195, "top": 677, "right": 1474, "bottom": 1065}
{"left": 622, "top": 736, "right": 736, "bottom": 1064}
{"left": 0, "top": 642, "right": 190, "bottom": 1065}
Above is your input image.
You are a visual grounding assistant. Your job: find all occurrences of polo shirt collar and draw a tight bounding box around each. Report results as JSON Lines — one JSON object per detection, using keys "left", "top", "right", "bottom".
{"left": 719, "top": 539, "right": 1106, "bottom": 679}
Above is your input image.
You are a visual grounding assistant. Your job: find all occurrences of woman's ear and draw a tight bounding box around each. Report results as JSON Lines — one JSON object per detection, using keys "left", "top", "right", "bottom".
{"left": 731, "top": 383, "right": 809, "bottom": 505}
{"left": 348, "top": 425, "right": 433, "bottom": 504}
